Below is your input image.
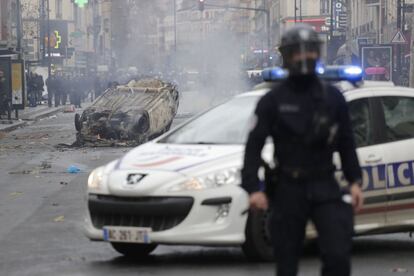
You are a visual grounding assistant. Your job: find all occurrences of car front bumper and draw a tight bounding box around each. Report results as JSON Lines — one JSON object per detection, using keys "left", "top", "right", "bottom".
{"left": 83, "top": 185, "right": 249, "bottom": 245}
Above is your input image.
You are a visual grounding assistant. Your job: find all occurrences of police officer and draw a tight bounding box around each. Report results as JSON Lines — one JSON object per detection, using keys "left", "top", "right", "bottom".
{"left": 241, "top": 24, "right": 364, "bottom": 276}
{"left": 46, "top": 74, "right": 56, "bottom": 107}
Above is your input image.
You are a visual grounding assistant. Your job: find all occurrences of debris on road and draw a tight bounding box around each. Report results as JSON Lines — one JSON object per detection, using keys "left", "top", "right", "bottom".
{"left": 392, "top": 268, "right": 408, "bottom": 273}
{"left": 9, "top": 169, "right": 38, "bottom": 175}
{"left": 53, "top": 215, "right": 65, "bottom": 222}
{"left": 67, "top": 165, "right": 81, "bottom": 174}
{"left": 73, "top": 78, "right": 179, "bottom": 147}
{"left": 63, "top": 105, "right": 76, "bottom": 113}
{"left": 9, "top": 161, "right": 52, "bottom": 175}
{"left": 9, "top": 192, "right": 23, "bottom": 198}
{"left": 60, "top": 181, "right": 68, "bottom": 185}
{"left": 40, "top": 161, "right": 52, "bottom": 169}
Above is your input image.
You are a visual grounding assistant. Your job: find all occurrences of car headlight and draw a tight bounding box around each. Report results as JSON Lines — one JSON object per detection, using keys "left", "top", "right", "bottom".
{"left": 87, "top": 166, "right": 105, "bottom": 190}
{"left": 169, "top": 168, "right": 241, "bottom": 192}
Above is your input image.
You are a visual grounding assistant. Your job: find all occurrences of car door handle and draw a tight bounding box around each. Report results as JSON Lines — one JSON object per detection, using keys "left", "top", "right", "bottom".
{"left": 365, "top": 155, "right": 382, "bottom": 164}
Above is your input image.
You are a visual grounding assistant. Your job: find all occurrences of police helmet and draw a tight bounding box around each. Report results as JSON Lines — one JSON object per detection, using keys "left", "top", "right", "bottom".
{"left": 279, "top": 24, "right": 323, "bottom": 75}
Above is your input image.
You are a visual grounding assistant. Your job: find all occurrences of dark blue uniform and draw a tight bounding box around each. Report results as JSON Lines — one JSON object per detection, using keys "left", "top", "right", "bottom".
{"left": 242, "top": 75, "right": 362, "bottom": 276}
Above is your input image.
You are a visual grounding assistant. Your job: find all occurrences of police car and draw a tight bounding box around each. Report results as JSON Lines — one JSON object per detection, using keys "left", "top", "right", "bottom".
{"left": 84, "top": 66, "right": 414, "bottom": 261}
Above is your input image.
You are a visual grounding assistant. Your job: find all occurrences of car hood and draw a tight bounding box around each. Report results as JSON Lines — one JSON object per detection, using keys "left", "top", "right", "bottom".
{"left": 115, "top": 142, "right": 245, "bottom": 175}
{"left": 104, "top": 142, "right": 273, "bottom": 196}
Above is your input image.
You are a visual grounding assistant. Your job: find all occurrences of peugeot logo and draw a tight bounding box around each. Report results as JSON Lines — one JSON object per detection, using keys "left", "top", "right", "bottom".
{"left": 126, "top": 174, "right": 146, "bottom": 185}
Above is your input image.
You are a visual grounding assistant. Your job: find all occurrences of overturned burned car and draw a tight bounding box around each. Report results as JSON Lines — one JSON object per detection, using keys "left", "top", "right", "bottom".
{"left": 75, "top": 79, "right": 179, "bottom": 146}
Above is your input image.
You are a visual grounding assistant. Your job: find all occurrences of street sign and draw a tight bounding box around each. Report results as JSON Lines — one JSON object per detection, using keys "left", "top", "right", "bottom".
{"left": 338, "top": 11, "right": 347, "bottom": 29}
{"left": 357, "top": 37, "right": 376, "bottom": 46}
{"left": 391, "top": 30, "right": 407, "bottom": 44}
{"left": 333, "top": 0, "right": 346, "bottom": 34}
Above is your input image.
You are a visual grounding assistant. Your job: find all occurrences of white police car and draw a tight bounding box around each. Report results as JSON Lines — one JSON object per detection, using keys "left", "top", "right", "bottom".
{"left": 84, "top": 66, "right": 414, "bottom": 261}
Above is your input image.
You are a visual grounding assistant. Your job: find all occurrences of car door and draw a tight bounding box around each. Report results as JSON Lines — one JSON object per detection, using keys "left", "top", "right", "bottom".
{"left": 377, "top": 94, "right": 414, "bottom": 226}
{"left": 335, "top": 92, "right": 387, "bottom": 232}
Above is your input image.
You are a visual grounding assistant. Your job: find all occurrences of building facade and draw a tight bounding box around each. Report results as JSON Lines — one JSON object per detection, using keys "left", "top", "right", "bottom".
{"left": 0, "top": 0, "right": 19, "bottom": 51}
{"left": 20, "top": 0, "right": 110, "bottom": 73}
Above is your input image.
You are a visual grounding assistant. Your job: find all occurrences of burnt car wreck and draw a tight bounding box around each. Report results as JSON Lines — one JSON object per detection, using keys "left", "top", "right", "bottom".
{"left": 74, "top": 79, "right": 179, "bottom": 146}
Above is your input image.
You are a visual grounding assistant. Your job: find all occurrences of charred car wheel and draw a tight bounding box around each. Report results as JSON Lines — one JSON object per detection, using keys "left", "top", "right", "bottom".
{"left": 242, "top": 209, "right": 274, "bottom": 262}
{"left": 74, "top": 113, "right": 82, "bottom": 132}
{"left": 111, "top": 243, "right": 157, "bottom": 258}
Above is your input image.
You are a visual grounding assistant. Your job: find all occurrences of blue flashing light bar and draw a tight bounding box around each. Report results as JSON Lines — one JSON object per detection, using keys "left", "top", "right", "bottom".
{"left": 323, "top": 65, "right": 363, "bottom": 82}
{"left": 261, "top": 67, "right": 288, "bottom": 81}
{"left": 262, "top": 65, "right": 364, "bottom": 83}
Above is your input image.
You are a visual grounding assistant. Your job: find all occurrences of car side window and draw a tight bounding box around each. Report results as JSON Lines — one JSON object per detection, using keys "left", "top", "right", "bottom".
{"left": 380, "top": 96, "right": 414, "bottom": 142}
{"left": 348, "top": 99, "right": 373, "bottom": 147}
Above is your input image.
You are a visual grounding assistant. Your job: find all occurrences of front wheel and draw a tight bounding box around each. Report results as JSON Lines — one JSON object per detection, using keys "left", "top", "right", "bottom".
{"left": 74, "top": 113, "right": 82, "bottom": 131}
{"left": 111, "top": 243, "right": 157, "bottom": 258}
{"left": 242, "top": 209, "right": 274, "bottom": 262}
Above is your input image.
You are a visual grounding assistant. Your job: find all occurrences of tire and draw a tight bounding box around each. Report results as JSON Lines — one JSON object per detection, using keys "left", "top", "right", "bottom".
{"left": 111, "top": 243, "right": 157, "bottom": 258}
{"left": 164, "top": 121, "right": 172, "bottom": 132}
{"left": 74, "top": 113, "right": 82, "bottom": 132}
{"left": 242, "top": 209, "right": 274, "bottom": 262}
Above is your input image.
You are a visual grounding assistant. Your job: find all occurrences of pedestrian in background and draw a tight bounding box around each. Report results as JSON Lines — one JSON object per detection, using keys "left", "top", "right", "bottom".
{"left": 27, "top": 72, "right": 37, "bottom": 107}
{"left": 46, "top": 74, "right": 56, "bottom": 107}
{"left": 35, "top": 73, "right": 44, "bottom": 105}
{"left": 60, "top": 73, "right": 69, "bottom": 105}
{"left": 0, "top": 70, "right": 10, "bottom": 119}
{"left": 242, "top": 24, "right": 364, "bottom": 276}
{"left": 54, "top": 73, "right": 62, "bottom": 107}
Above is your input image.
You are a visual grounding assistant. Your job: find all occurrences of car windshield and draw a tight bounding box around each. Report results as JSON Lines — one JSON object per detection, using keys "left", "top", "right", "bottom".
{"left": 159, "top": 95, "right": 260, "bottom": 144}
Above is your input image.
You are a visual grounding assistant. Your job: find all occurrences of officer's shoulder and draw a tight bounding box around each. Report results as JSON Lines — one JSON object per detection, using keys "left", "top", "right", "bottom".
{"left": 265, "top": 82, "right": 286, "bottom": 97}
{"left": 322, "top": 81, "right": 345, "bottom": 101}
{"left": 254, "top": 84, "right": 280, "bottom": 109}
{"left": 258, "top": 83, "right": 282, "bottom": 103}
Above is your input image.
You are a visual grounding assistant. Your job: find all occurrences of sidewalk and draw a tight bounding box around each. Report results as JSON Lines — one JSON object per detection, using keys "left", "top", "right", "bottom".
{"left": 0, "top": 104, "right": 65, "bottom": 132}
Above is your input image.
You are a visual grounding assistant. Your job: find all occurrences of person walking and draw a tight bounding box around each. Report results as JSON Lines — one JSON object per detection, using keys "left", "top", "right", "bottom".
{"left": 241, "top": 24, "right": 364, "bottom": 276}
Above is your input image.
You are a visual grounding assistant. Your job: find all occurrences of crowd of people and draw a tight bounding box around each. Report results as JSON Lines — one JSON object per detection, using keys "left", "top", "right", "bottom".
{"left": 26, "top": 71, "right": 112, "bottom": 108}
{"left": 45, "top": 73, "right": 92, "bottom": 108}
{"left": 26, "top": 72, "right": 44, "bottom": 107}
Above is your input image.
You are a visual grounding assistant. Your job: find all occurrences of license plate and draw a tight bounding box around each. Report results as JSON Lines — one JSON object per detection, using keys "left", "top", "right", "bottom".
{"left": 103, "top": 226, "right": 152, "bottom": 244}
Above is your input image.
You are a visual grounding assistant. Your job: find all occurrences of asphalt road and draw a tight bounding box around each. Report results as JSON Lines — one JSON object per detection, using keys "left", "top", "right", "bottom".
{"left": 1, "top": 108, "right": 414, "bottom": 276}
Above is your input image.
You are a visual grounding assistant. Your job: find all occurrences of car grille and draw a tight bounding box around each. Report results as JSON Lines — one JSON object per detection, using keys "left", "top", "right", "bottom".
{"left": 89, "top": 195, "right": 193, "bottom": 232}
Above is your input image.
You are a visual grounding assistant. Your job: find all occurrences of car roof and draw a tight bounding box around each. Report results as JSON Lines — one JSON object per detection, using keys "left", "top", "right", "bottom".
{"left": 240, "top": 80, "right": 413, "bottom": 99}
{"left": 237, "top": 88, "right": 268, "bottom": 98}
{"left": 335, "top": 80, "right": 395, "bottom": 92}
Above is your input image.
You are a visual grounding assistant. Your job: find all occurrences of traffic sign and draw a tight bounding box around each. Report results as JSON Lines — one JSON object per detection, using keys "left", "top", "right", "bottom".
{"left": 391, "top": 30, "right": 407, "bottom": 44}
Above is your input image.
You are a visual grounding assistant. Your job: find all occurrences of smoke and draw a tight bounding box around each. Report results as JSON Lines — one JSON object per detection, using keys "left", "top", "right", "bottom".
{"left": 176, "top": 29, "right": 249, "bottom": 113}
{"left": 111, "top": 0, "right": 252, "bottom": 114}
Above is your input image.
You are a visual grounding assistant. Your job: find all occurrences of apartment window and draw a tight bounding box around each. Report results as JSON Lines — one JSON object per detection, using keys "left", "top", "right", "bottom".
{"left": 320, "top": 0, "right": 329, "bottom": 15}
{"left": 56, "top": 0, "right": 62, "bottom": 19}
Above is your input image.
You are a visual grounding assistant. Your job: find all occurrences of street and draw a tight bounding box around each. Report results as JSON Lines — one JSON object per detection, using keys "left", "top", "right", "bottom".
{"left": 0, "top": 109, "right": 413, "bottom": 276}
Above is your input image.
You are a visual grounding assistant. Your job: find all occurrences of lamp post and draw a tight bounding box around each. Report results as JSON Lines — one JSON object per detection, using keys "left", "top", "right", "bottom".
{"left": 46, "top": 0, "right": 51, "bottom": 78}
{"left": 174, "top": 0, "right": 177, "bottom": 53}
{"left": 329, "top": 0, "right": 334, "bottom": 63}
{"left": 294, "top": 0, "right": 297, "bottom": 23}
{"left": 16, "top": 0, "right": 22, "bottom": 55}
{"left": 397, "top": 0, "right": 402, "bottom": 84}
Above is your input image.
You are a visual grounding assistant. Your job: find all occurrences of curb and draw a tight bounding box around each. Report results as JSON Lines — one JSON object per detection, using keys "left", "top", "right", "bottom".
{"left": 0, "top": 121, "right": 28, "bottom": 132}
{"left": 21, "top": 106, "right": 64, "bottom": 121}
{"left": 0, "top": 107, "right": 64, "bottom": 133}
